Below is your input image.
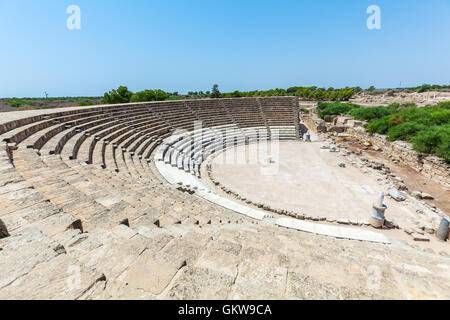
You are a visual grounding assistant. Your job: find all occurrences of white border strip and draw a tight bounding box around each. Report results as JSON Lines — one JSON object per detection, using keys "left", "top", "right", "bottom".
{"left": 154, "top": 129, "right": 391, "bottom": 244}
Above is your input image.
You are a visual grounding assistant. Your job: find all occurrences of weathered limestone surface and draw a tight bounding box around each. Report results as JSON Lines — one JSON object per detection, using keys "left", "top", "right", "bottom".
{"left": 163, "top": 266, "right": 235, "bottom": 300}
{"left": 0, "top": 229, "right": 65, "bottom": 290}
{"left": 123, "top": 250, "right": 186, "bottom": 295}
{"left": 0, "top": 254, "right": 105, "bottom": 300}
{"left": 0, "top": 100, "right": 448, "bottom": 300}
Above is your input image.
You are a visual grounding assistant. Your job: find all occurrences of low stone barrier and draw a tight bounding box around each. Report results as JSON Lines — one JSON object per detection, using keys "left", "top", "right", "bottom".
{"left": 348, "top": 127, "right": 450, "bottom": 188}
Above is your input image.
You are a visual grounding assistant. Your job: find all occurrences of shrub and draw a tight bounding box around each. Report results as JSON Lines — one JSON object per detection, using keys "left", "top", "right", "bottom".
{"left": 349, "top": 106, "right": 393, "bottom": 121}
{"left": 435, "top": 101, "right": 450, "bottom": 109}
{"left": 388, "top": 114, "right": 404, "bottom": 126}
{"left": 360, "top": 102, "right": 449, "bottom": 161}
{"left": 317, "top": 102, "right": 359, "bottom": 119}
{"left": 411, "top": 125, "right": 450, "bottom": 162}
{"left": 365, "top": 118, "right": 390, "bottom": 135}
{"left": 78, "top": 101, "right": 94, "bottom": 106}
{"left": 386, "top": 122, "right": 427, "bottom": 141}
{"left": 436, "top": 141, "right": 450, "bottom": 163}
{"left": 9, "top": 101, "right": 21, "bottom": 108}
{"left": 8, "top": 99, "right": 35, "bottom": 108}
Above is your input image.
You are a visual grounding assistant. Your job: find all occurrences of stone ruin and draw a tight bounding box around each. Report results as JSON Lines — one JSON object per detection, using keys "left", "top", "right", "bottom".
{"left": 0, "top": 97, "right": 448, "bottom": 300}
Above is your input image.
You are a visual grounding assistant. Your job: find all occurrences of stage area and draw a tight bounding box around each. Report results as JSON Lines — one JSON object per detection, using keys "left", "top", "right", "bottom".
{"left": 211, "top": 141, "right": 416, "bottom": 224}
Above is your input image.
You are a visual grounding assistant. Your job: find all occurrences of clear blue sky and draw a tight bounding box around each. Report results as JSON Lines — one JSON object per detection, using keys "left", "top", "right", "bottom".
{"left": 0, "top": 0, "right": 449, "bottom": 97}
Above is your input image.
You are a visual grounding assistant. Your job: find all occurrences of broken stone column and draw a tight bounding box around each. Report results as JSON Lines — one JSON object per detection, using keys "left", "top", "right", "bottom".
{"left": 304, "top": 132, "right": 311, "bottom": 142}
{"left": 436, "top": 218, "right": 449, "bottom": 241}
{"left": 370, "top": 193, "right": 387, "bottom": 229}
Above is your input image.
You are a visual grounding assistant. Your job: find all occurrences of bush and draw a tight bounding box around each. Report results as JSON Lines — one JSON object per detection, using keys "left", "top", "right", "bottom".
{"left": 435, "top": 101, "right": 450, "bottom": 109}
{"left": 8, "top": 99, "right": 35, "bottom": 108}
{"left": 332, "top": 101, "right": 450, "bottom": 162}
{"left": 365, "top": 118, "right": 390, "bottom": 135}
{"left": 436, "top": 141, "right": 450, "bottom": 163}
{"left": 388, "top": 114, "right": 404, "bottom": 126}
{"left": 429, "top": 108, "right": 450, "bottom": 125}
{"left": 386, "top": 122, "right": 427, "bottom": 141}
{"left": 349, "top": 106, "right": 393, "bottom": 121}
{"left": 317, "top": 102, "right": 359, "bottom": 119}
{"left": 9, "top": 101, "right": 21, "bottom": 108}
{"left": 78, "top": 101, "right": 94, "bottom": 106}
{"left": 412, "top": 126, "right": 450, "bottom": 162}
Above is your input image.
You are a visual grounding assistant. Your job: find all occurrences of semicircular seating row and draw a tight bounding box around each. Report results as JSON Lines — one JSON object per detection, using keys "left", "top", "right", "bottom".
{"left": 1, "top": 97, "right": 299, "bottom": 171}
{"left": 0, "top": 97, "right": 299, "bottom": 235}
{"left": 155, "top": 123, "right": 297, "bottom": 179}
{"left": 152, "top": 122, "right": 296, "bottom": 221}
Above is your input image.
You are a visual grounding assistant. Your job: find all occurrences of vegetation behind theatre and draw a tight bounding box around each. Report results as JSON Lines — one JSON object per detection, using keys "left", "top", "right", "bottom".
{"left": 317, "top": 101, "right": 450, "bottom": 163}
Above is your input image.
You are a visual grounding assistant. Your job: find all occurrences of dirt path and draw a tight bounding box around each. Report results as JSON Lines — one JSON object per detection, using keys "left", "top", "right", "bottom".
{"left": 351, "top": 147, "right": 449, "bottom": 216}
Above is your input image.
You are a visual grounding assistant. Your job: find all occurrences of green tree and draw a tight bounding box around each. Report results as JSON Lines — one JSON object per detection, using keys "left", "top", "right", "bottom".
{"left": 102, "top": 86, "right": 133, "bottom": 104}
{"left": 130, "top": 89, "right": 169, "bottom": 102}
{"left": 231, "top": 90, "right": 242, "bottom": 98}
{"left": 314, "top": 88, "right": 327, "bottom": 101}
{"left": 211, "top": 84, "right": 221, "bottom": 98}
{"left": 417, "top": 84, "right": 432, "bottom": 93}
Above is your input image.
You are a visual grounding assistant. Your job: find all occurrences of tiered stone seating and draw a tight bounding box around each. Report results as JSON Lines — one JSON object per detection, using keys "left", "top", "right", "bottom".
{"left": 1, "top": 98, "right": 449, "bottom": 300}
{"left": 259, "top": 97, "right": 298, "bottom": 127}
{"left": 157, "top": 123, "right": 268, "bottom": 179}
{"left": 224, "top": 98, "right": 266, "bottom": 129}
{"left": 259, "top": 97, "right": 300, "bottom": 140}
{"left": 151, "top": 101, "right": 198, "bottom": 132}
{"left": 186, "top": 100, "right": 235, "bottom": 128}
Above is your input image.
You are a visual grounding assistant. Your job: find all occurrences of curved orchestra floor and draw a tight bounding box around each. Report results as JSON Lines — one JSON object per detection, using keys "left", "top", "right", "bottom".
{"left": 211, "top": 141, "right": 416, "bottom": 224}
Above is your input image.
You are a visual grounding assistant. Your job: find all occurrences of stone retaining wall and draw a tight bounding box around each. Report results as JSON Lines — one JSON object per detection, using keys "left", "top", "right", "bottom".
{"left": 348, "top": 127, "right": 450, "bottom": 187}
{"left": 300, "top": 113, "right": 449, "bottom": 187}
{"left": 299, "top": 114, "right": 327, "bottom": 133}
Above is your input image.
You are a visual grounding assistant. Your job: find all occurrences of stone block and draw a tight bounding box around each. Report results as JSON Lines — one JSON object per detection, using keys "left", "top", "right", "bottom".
{"left": 123, "top": 250, "right": 186, "bottom": 295}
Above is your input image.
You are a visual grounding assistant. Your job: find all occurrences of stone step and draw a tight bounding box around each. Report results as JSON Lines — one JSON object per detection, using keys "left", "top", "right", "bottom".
{"left": 0, "top": 228, "right": 105, "bottom": 300}
{"left": 13, "top": 149, "right": 130, "bottom": 233}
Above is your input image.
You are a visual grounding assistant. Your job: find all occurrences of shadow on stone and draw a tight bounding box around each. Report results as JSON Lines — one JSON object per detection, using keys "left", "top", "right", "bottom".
{"left": 0, "top": 219, "right": 10, "bottom": 239}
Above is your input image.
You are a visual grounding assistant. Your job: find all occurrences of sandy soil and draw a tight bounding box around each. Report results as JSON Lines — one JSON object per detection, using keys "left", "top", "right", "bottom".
{"left": 354, "top": 148, "right": 450, "bottom": 216}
